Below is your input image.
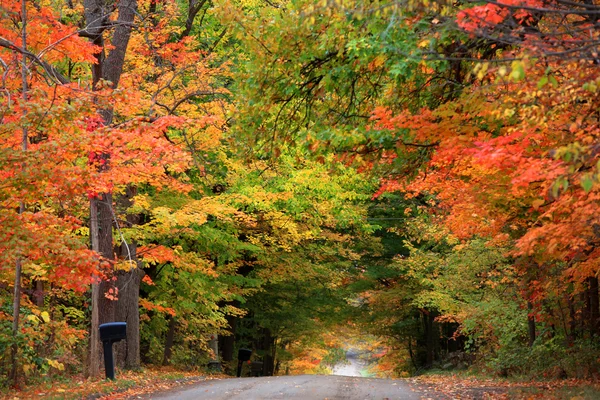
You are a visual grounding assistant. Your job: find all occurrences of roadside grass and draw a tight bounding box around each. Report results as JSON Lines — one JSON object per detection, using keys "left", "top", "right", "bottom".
{"left": 1, "top": 367, "right": 226, "bottom": 400}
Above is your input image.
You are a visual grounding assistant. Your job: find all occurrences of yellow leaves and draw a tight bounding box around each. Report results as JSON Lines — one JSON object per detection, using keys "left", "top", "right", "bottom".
{"left": 46, "top": 359, "right": 65, "bottom": 371}
{"left": 472, "top": 62, "right": 489, "bottom": 80}
{"left": 129, "top": 194, "right": 152, "bottom": 214}
{"left": 115, "top": 259, "right": 138, "bottom": 272}
{"left": 27, "top": 311, "right": 50, "bottom": 324}
{"left": 510, "top": 60, "right": 525, "bottom": 81}
{"left": 41, "top": 311, "right": 50, "bottom": 323}
{"left": 145, "top": 198, "right": 235, "bottom": 235}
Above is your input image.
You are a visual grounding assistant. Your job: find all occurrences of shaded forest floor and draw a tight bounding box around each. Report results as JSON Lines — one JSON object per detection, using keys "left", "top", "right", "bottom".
{"left": 2, "top": 367, "right": 600, "bottom": 399}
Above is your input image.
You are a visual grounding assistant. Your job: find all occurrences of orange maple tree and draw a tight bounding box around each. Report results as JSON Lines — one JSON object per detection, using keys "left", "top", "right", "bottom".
{"left": 371, "top": 0, "right": 600, "bottom": 343}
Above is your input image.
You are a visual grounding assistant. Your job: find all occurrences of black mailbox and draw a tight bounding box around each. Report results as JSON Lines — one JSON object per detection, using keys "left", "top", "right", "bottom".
{"left": 99, "top": 322, "right": 126, "bottom": 380}
{"left": 236, "top": 348, "right": 252, "bottom": 377}
{"left": 238, "top": 348, "right": 252, "bottom": 362}
{"left": 99, "top": 322, "right": 126, "bottom": 342}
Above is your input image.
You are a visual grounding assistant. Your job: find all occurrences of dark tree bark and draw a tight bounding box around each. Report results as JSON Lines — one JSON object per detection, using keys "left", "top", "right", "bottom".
{"left": 97, "top": 193, "right": 117, "bottom": 325}
{"left": 33, "top": 281, "right": 44, "bottom": 307}
{"left": 423, "top": 311, "right": 436, "bottom": 367}
{"left": 261, "top": 328, "right": 275, "bottom": 376}
{"left": 219, "top": 314, "right": 237, "bottom": 373}
{"left": 10, "top": 0, "right": 28, "bottom": 384}
{"left": 114, "top": 242, "right": 145, "bottom": 369}
{"left": 84, "top": 0, "right": 138, "bottom": 377}
{"left": 180, "top": 0, "right": 208, "bottom": 38}
{"left": 163, "top": 316, "right": 177, "bottom": 365}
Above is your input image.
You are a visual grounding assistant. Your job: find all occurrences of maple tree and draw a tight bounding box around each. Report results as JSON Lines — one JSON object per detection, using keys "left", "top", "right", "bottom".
{"left": 1, "top": 0, "right": 102, "bottom": 383}
{"left": 360, "top": 0, "right": 600, "bottom": 376}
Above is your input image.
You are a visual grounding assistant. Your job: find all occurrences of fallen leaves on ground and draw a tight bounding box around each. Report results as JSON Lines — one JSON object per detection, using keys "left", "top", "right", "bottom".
{"left": 2, "top": 367, "right": 229, "bottom": 400}
{"left": 411, "top": 374, "right": 600, "bottom": 399}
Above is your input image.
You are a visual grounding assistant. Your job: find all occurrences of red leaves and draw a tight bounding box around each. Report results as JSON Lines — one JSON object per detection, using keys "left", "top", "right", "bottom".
{"left": 457, "top": 0, "right": 544, "bottom": 34}
{"left": 457, "top": 3, "right": 510, "bottom": 32}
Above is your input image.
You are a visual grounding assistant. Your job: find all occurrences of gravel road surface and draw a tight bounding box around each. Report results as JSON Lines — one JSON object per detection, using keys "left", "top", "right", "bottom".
{"left": 147, "top": 375, "right": 435, "bottom": 400}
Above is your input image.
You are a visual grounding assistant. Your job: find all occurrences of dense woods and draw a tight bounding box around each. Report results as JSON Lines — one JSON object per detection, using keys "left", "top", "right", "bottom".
{"left": 1, "top": 0, "right": 600, "bottom": 388}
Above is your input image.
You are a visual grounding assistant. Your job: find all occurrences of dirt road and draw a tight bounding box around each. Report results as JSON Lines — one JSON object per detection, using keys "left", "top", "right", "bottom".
{"left": 146, "top": 375, "right": 438, "bottom": 399}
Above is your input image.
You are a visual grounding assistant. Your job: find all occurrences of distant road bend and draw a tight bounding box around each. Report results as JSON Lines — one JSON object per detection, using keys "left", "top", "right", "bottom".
{"left": 147, "top": 374, "right": 435, "bottom": 400}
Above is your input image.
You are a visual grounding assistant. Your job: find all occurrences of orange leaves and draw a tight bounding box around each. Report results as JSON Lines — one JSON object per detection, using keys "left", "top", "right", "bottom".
{"left": 457, "top": 0, "right": 544, "bottom": 34}
{"left": 457, "top": 3, "right": 510, "bottom": 32}
{"left": 0, "top": 211, "right": 98, "bottom": 292}
{"left": 139, "top": 244, "right": 177, "bottom": 264}
{"left": 371, "top": 55, "right": 600, "bottom": 270}
{"left": 139, "top": 298, "right": 176, "bottom": 316}
{"left": 142, "top": 274, "right": 155, "bottom": 286}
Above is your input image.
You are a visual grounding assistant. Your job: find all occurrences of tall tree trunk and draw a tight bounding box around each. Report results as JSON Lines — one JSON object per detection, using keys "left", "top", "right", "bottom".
{"left": 114, "top": 263, "right": 144, "bottom": 369}
{"left": 262, "top": 328, "right": 275, "bottom": 376}
{"left": 84, "top": 0, "right": 138, "bottom": 376}
{"left": 219, "top": 314, "right": 237, "bottom": 373}
{"left": 89, "top": 193, "right": 117, "bottom": 375}
{"left": 423, "top": 311, "right": 435, "bottom": 367}
{"left": 163, "top": 316, "right": 176, "bottom": 366}
{"left": 88, "top": 198, "right": 101, "bottom": 377}
{"left": 98, "top": 193, "right": 117, "bottom": 324}
{"left": 408, "top": 338, "right": 418, "bottom": 370}
{"left": 113, "top": 187, "right": 145, "bottom": 369}
{"left": 10, "top": 258, "right": 23, "bottom": 385}
{"left": 10, "top": 0, "right": 28, "bottom": 384}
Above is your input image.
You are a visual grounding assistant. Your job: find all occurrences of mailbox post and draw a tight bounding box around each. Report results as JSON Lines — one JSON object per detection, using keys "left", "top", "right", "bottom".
{"left": 237, "top": 348, "right": 252, "bottom": 377}
{"left": 99, "top": 322, "right": 127, "bottom": 380}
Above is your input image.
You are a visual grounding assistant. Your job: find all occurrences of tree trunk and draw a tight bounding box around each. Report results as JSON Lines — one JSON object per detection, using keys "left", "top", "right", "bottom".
{"left": 408, "top": 339, "right": 418, "bottom": 371}
{"left": 97, "top": 193, "right": 118, "bottom": 326}
{"left": 219, "top": 315, "right": 237, "bottom": 373}
{"left": 33, "top": 280, "right": 44, "bottom": 307}
{"left": 262, "top": 328, "right": 275, "bottom": 376}
{"left": 10, "top": 259, "right": 23, "bottom": 385}
{"left": 10, "top": 0, "right": 28, "bottom": 384}
{"left": 424, "top": 311, "right": 435, "bottom": 367}
{"left": 84, "top": 0, "right": 138, "bottom": 376}
{"left": 88, "top": 198, "right": 101, "bottom": 377}
{"left": 89, "top": 193, "right": 118, "bottom": 376}
{"left": 163, "top": 316, "right": 177, "bottom": 366}
{"left": 114, "top": 262, "right": 144, "bottom": 369}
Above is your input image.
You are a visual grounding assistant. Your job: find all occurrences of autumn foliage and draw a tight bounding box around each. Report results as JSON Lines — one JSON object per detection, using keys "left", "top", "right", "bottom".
{"left": 2, "top": 0, "right": 600, "bottom": 392}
